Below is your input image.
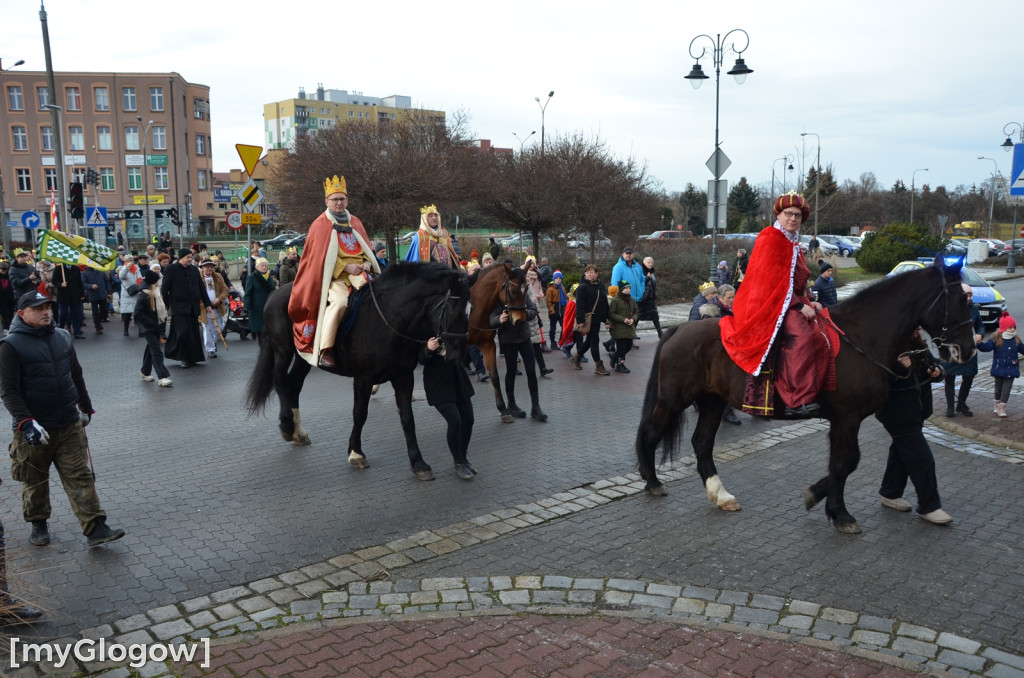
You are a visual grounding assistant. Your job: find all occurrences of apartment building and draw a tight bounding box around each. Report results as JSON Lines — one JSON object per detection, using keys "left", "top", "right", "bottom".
{"left": 0, "top": 69, "right": 213, "bottom": 243}
{"left": 264, "top": 84, "right": 446, "bottom": 151}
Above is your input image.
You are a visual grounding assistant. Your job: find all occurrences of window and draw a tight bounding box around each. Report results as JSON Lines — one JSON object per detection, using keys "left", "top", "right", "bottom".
{"left": 197, "top": 169, "right": 208, "bottom": 190}
{"left": 44, "top": 168, "right": 57, "bottom": 192}
{"left": 154, "top": 167, "right": 168, "bottom": 190}
{"left": 68, "top": 125, "right": 84, "bottom": 151}
{"left": 94, "top": 86, "right": 109, "bottom": 111}
{"left": 65, "top": 86, "right": 81, "bottom": 111}
{"left": 16, "top": 168, "right": 31, "bottom": 192}
{"left": 97, "top": 125, "right": 112, "bottom": 151}
{"left": 195, "top": 134, "right": 205, "bottom": 155}
{"left": 40, "top": 126, "right": 54, "bottom": 151}
{"left": 127, "top": 167, "right": 142, "bottom": 191}
{"left": 7, "top": 85, "right": 24, "bottom": 110}
{"left": 349, "top": 110, "right": 354, "bottom": 117}
{"left": 100, "top": 167, "right": 115, "bottom": 191}
{"left": 125, "top": 125, "right": 139, "bottom": 151}
{"left": 71, "top": 168, "right": 85, "bottom": 184}
{"left": 11, "top": 126, "right": 28, "bottom": 151}
{"left": 152, "top": 125, "right": 166, "bottom": 150}
{"left": 36, "top": 86, "right": 49, "bottom": 109}
{"left": 122, "top": 86, "right": 136, "bottom": 111}
{"left": 149, "top": 86, "right": 164, "bottom": 111}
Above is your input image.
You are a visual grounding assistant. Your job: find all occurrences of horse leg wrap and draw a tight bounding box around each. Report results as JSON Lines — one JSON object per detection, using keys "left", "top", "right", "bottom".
{"left": 705, "top": 475, "right": 740, "bottom": 511}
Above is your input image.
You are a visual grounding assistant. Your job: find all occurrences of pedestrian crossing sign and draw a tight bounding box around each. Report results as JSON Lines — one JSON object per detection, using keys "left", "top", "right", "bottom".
{"left": 86, "top": 206, "right": 108, "bottom": 226}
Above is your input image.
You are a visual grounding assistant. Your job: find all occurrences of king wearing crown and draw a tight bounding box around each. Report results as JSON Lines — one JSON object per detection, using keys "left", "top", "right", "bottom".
{"left": 288, "top": 175, "right": 379, "bottom": 368}
{"left": 402, "top": 204, "right": 460, "bottom": 269}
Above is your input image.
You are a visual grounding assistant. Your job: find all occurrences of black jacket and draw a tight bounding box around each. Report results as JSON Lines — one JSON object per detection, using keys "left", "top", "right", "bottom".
{"left": 162, "top": 261, "right": 210, "bottom": 316}
{"left": 133, "top": 283, "right": 163, "bottom": 335}
{"left": 574, "top": 278, "right": 608, "bottom": 325}
{"left": 876, "top": 354, "right": 943, "bottom": 433}
{"left": 9, "top": 261, "right": 37, "bottom": 299}
{"left": 54, "top": 265, "right": 84, "bottom": 305}
{"left": 489, "top": 295, "right": 538, "bottom": 345}
{"left": 0, "top": 316, "right": 91, "bottom": 429}
{"left": 419, "top": 348, "right": 474, "bottom": 407}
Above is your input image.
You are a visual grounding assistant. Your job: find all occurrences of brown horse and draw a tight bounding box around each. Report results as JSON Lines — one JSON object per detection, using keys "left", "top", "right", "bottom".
{"left": 467, "top": 262, "right": 528, "bottom": 422}
{"left": 635, "top": 258, "right": 976, "bottom": 534}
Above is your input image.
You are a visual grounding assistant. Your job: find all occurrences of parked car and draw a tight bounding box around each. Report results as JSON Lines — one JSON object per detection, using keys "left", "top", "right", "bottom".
{"left": 818, "top": 234, "right": 860, "bottom": 257}
{"left": 259, "top": 231, "right": 300, "bottom": 248}
{"left": 398, "top": 230, "right": 418, "bottom": 243}
{"left": 566, "top": 233, "right": 612, "bottom": 249}
{"left": 974, "top": 238, "right": 1011, "bottom": 257}
{"left": 499, "top": 233, "right": 552, "bottom": 248}
{"left": 282, "top": 233, "right": 307, "bottom": 249}
{"left": 639, "top": 230, "right": 688, "bottom": 240}
{"left": 799, "top": 235, "right": 839, "bottom": 257}
{"left": 888, "top": 259, "right": 1007, "bottom": 330}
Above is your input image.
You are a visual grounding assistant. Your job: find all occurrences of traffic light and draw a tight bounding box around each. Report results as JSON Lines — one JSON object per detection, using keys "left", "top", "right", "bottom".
{"left": 169, "top": 207, "right": 181, "bottom": 226}
{"left": 69, "top": 182, "right": 84, "bottom": 219}
{"left": 85, "top": 167, "right": 99, "bottom": 187}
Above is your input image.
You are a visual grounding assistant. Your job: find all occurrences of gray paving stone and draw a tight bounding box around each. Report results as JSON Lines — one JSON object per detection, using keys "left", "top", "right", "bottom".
{"left": 209, "top": 586, "right": 249, "bottom": 604}
{"left": 150, "top": 619, "right": 194, "bottom": 641}
{"left": 937, "top": 649, "right": 986, "bottom": 672}
{"left": 891, "top": 637, "right": 938, "bottom": 658}
{"left": 937, "top": 632, "right": 983, "bottom": 654}
{"left": 732, "top": 607, "right": 779, "bottom": 625}
{"left": 290, "top": 599, "right": 324, "bottom": 615}
{"left": 146, "top": 605, "right": 181, "bottom": 623}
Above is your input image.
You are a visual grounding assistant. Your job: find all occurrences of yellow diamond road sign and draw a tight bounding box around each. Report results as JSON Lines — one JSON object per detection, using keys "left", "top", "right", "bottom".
{"left": 235, "top": 144, "right": 263, "bottom": 177}
{"left": 237, "top": 178, "right": 263, "bottom": 211}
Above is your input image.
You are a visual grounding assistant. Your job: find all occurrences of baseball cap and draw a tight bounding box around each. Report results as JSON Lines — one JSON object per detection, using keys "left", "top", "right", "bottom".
{"left": 18, "top": 291, "right": 51, "bottom": 310}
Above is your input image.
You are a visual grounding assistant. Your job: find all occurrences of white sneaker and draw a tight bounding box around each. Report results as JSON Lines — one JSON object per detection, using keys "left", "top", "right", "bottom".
{"left": 140, "top": 373, "right": 155, "bottom": 382}
{"left": 158, "top": 378, "right": 173, "bottom": 387}
{"left": 920, "top": 508, "right": 953, "bottom": 525}
{"left": 880, "top": 495, "right": 912, "bottom": 512}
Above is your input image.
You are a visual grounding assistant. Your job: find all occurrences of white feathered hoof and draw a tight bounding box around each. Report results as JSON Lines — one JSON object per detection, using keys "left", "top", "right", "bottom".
{"left": 293, "top": 432, "right": 311, "bottom": 446}
{"left": 348, "top": 450, "right": 369, "bottom": 469}
{"left": 705, "top": 475, "right": 741, "bottom": 512}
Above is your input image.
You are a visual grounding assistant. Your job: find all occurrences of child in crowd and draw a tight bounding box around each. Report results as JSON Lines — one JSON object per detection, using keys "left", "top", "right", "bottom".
{"left": 977, "top": 312, "right": 1024, "bottom": 418}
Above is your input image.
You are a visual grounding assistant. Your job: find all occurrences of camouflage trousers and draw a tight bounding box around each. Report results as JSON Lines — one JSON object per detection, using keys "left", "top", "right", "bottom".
{"left": 9, "top": 421, "right": 105, "bottom": 535}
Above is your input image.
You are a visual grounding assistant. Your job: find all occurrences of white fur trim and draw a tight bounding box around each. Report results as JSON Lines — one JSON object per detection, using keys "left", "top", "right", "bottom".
{"left": 751, "top": 242, "right": 799, "bottom": 376}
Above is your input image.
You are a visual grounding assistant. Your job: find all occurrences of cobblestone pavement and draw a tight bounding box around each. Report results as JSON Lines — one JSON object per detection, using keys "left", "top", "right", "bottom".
{"left": 2, "top": 274, "right": 1023, "bottom": 677}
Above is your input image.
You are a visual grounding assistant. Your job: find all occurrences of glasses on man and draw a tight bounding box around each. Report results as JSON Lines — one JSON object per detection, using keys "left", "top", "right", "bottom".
{"left": 780, "top": 210, "right": 802, "bottom": 219}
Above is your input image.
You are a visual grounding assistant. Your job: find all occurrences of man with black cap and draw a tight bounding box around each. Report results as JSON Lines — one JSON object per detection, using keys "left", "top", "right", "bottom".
{"left": 812, "top": 262, "right": 838, "bottom": 308}
{"left": 0, "top": 291, "right": 125, "bottom": 549}
{"left": 162, "top": 249, "right": 212, "bottom": 368}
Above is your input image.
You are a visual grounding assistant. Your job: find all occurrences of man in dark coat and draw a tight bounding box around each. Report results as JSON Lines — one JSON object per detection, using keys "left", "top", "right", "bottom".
{"left": 81, "top": 266, "right": 110, "bottom": 334}
{"left": 161, "top": 249, "right": 211, "bottom": 368}
{"left": 570, "top": 264, "right": 610, "bottom": 376}
{"left": 9, "top": 251, "right": 38, "bottom": 300}
{"left": 54, "top": 264, "right": 86, "bottom": 339}
{"left": 812, "top": 262, "right": 838, "bottom": 308}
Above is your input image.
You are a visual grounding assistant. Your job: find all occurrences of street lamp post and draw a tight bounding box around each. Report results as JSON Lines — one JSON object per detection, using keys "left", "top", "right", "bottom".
{"left": 801, "top": 132, "right": 821, "bottom": 237}
{"left": 512, "top": 130, "right": 536, "bottom": 152}
{"left": 910, "top": 168, "right": 928, "bottom": 226}
{"left": 772, "top": 155, "right": 794, "bottom": 197}
{"left": 684, "top": 28, "right": 753, "bottom": 281}
{"left": 978, "top": 156, "right": 999, "bottom": 238}
{"left": 138, "top": 116, "right": 153, "bottom": 244}
{"left": 535, "top": 92, "right": 554, "bottom": 155}
{"left": 1000, "top": 122, "right": 1023, "bottom": 272}
{"left": 41, "top": 104, "right": 68, "bottom": 230}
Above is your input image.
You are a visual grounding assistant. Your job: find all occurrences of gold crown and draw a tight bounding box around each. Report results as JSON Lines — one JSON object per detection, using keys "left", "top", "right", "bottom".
{"left": 699, "top": 281, "right": 717, "bottom": 293}
{"left": 323, "top": 175, "right": 347, "bottom": 198}
{"left": 420, "top": 204, "right": 438, "bottom": 215}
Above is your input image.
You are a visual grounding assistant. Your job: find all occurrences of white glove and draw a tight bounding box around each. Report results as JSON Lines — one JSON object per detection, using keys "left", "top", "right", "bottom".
{"left": 20, "top": 420, "right": 50, "bottom": 446}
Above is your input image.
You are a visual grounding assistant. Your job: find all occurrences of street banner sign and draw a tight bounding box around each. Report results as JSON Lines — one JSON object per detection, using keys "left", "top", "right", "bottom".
{"left": 86, "top": 206, "right": 108, "bottom": 226}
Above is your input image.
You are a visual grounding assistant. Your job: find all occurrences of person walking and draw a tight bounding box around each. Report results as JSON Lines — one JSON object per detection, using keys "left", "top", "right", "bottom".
{"left": 198, "top": 258, "right": 229, "bottom": 359}
{"left": 0, "top": 261, "right": 14, "bottom": 333}
{"left": 162, "top": 249, "right": 210, "bottom": 368}
{"left": 81, "top": 265, "right": 110, "bottom": 335}
{"left": 638, "top": 256, "right": 662, "bottom": 338}
{"left": 244, "top": 257, "right": 276, "bottom": 345}
{"left": 0, "top": 291, "right": 126, "bottom": 547}
{"left": 117, "top": 253, "right": 143, "bottom": 337}
{"left": 607, "top": 280, "right": 638, "bottom": 373}
{"left": 571, "top": 265, "right": 610, "bottom": 375}
{"left": 420, "top": 336, "right": 476, "bottom": 479}
{"left": 942, "top": 283, "right": 983, "bottom": 417}
{"left": 977, "top": 311, "right": 1024, "bottom": 418}
{"left": 135, "top": 270, "right": 172, "bottom": 387}
{"left": 545, "top": 271, "right": 567, "bottom": 350}
{"left": 54, "top": 264, "right": 86, "bottom": 339}
{"left": 489, "top": 291, "right": 548, "bottom": 422}
{"left": 812, "top": 262, "right": 838, "bottom": 308}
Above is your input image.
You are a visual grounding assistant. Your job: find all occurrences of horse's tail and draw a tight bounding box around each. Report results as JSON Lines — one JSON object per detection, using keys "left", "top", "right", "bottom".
{"left": 245, "top": 332, "right": 278, "bottom": 417}
{"left": 635, "top": 325, "right": 687, "bottom": 482}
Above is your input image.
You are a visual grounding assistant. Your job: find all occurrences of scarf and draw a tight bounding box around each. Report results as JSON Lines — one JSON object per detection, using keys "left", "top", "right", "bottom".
{"left": 327, "top": 209, "right": 352, "bottom": 233}
{"left": 772, "top": 221, "right": 800, "bottom": 244}
{"left": 1002, "top": 328, "right": 1016, "bottom": 340}
{"left": 557, "top": 283, "right": 567, "bottom": 309}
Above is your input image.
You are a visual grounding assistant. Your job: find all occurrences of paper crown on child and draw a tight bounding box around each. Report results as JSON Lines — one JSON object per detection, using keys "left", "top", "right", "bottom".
{"left": 698, "top": 281, "right": 717, "bottom": 294}
{"left": 323, "top": 175, "right": 347, "bottom": 197}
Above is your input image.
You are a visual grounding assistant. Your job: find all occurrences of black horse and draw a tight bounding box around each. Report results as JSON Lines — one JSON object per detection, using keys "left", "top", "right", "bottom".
{"left": 635, "top": 258, "right": 977, "bottom": 533}
{"left": 245, "top": 262, "right": 470, "bottom": 480}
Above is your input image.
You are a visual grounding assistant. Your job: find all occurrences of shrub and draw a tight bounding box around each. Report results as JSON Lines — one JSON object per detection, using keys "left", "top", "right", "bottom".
{"left": 855, "top": 222, "right": 946, "bottom": 273}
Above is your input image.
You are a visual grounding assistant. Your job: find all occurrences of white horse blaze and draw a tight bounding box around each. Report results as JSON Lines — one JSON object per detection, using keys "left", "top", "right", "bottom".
{"left": 705, "top": 475, "right": 737, "bottom": 508}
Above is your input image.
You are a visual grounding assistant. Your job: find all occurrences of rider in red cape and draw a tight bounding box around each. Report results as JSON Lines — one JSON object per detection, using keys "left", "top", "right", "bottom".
{"left": 288, "top": 175, "right": 379, "bottom": 367}
{"left": 719, "top": 192, "right": 838, "bottom": 417}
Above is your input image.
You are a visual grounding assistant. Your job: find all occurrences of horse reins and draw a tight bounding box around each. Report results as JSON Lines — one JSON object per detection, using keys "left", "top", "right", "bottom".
{"left": 468, "top": 276, "right": 527, "bottom": 333}
{"left": 366, "top": 279, "right": 466, "bottom": 350}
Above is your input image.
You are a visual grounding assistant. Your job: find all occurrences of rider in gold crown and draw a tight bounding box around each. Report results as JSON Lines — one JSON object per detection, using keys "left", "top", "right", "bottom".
{"left": 403, "top": 204, "right": 461, "bottom": 269}
{"left": 288, "top": 175, "right": 379, "bottom": 368}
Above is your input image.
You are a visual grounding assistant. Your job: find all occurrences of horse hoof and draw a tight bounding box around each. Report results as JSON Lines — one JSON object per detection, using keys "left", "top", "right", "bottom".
{"left": 719, "top": 500, "right": 742, "bottom": 512}
{"left": 415, "top": 469, "right": 435, "bottom": 481}
{"left": 646, "top": 484, "right": 667, "bottom": 497}
{"left": 804, "top": 488, "right": 821, "bottom": 511}
{"left": 835, "top": 521, "right": 862, "bottom": 535}
{"left": 293, "top": 434, "right": 311, "bottom": 446}
{"left": 279, "top": 429, "right": 294, "bottom": 442}
{"left": 348, "top": 451, "right": 369, "bottom": 469}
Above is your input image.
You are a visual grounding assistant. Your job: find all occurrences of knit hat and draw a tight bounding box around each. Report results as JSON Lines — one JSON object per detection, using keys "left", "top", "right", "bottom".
{"left": 998, "top": 312, "right": 1016, "bottom": 334}
{"left": 619, "top": 279, "right": 631, "bottom": 291}
{"left": 718, "top": 260, "right": 728, "bottom": 268}
{"left": 820, "top": 262, "right": 833, "bottom": 274}
{"left": 178, "top": 248, "right": 193, "bottom": 259}
{"left": 607, "top": 285, "right": 619, "bottom": 297}
{"left": 143, "top": 270, "right": 160, "bottom": 285}
{"left": 553, "top": 270, "right": 563, "bottom": 279}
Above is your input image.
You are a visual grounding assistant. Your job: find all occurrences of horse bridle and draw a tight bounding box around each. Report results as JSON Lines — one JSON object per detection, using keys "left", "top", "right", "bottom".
{"left": 366, "top": 280, "right": 466, "bottom": 350}
{"left": 468, "top": 276, "right": 527, "bottom": 332}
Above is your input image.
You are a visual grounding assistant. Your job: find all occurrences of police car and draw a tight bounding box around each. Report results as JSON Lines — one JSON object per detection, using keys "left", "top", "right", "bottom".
{"left": 888, "top": 258, "right": 1007, "bottom": 331}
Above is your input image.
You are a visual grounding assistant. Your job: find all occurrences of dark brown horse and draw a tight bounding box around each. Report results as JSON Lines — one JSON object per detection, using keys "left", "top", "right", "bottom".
{"left": 245, "top": 262, "right": 470, "bottom": 480}
{"left": 467, "top": 262, "right": 528, "bottom": 422}
{"left": 635, "top": 258, "right": 976, "bottom": 534}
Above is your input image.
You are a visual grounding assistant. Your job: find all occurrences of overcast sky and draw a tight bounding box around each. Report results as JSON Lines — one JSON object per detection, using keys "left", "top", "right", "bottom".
{"left": 3, "top": 0, "right": 1019, "bottom": 199}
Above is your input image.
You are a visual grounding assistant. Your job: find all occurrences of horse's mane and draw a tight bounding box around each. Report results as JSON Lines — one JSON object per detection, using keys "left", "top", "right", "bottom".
{"left": 371, "top": 261, "right": 462, "bottom": 294}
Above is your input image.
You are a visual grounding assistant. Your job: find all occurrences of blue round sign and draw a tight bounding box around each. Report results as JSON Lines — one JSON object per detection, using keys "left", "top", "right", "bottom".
{"left": 21, "top": 211, "right": 41, "bottom": 230}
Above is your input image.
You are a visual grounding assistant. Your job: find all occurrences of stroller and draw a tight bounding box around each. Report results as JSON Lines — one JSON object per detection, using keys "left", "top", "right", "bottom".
{"left": 223, "top": 290, "right": 250, "bottom": 340}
